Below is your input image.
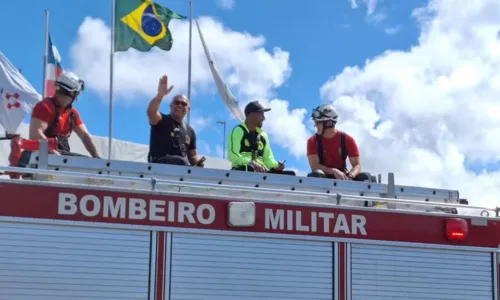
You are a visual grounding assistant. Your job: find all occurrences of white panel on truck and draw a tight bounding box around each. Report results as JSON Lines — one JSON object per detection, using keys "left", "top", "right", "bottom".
{"left": 351, "top": 244, "right": 493, "bottom": 300}
{"left": 170, "top": 233, "right": 333, "bottom": 300}
{"left": 0, "top": 222, "right": 151, "bottom": 300}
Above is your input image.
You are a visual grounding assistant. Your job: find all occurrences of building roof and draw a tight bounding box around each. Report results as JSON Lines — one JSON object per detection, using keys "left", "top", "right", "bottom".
{"left": 0, "top": 123, "right": 232, "bottom": 172}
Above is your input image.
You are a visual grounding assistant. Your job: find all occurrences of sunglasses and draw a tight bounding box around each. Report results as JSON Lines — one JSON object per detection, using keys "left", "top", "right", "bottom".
{"left": 173, "top": 100, "right": 188, "bottom": 107}
{"left": 56, "top": 86, "right": 77, "bottom": 98}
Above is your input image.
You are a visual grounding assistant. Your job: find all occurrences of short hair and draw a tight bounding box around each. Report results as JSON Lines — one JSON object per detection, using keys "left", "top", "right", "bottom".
{"left": 171, "top": 94, "right": 189, "bottom": 104}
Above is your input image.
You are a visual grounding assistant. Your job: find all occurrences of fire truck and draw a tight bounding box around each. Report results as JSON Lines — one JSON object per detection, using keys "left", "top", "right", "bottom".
{"left": 0, "top": 139, "right": 499, "bottom": 300}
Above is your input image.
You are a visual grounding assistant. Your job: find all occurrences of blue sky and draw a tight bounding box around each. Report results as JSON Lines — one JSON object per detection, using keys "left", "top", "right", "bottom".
{"left": 2, "top": 0, "right": 500, "bottom": 201}
{"left": 1, "top": 0, "right": 426, "bottom": 170}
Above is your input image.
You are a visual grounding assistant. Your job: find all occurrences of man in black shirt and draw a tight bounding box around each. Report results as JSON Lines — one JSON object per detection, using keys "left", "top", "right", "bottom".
{"left": 146, "top": 75, "right": 205, "bottom": 166}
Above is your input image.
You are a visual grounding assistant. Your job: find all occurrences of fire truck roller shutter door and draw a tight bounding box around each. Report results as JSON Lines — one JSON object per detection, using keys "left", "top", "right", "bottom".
{"left": 350, "top": 244, "right": 494, "bottom": 300}
{"left": 169, "top": 233, "right": 335, "bottom": 299}
{"left": 0, "top": 222, "right": 151, "bottom": 299}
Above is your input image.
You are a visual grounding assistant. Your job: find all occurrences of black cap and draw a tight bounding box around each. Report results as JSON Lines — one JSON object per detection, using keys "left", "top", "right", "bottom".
{"left": 244, "top": 101, "right": 271, "bottom": 116}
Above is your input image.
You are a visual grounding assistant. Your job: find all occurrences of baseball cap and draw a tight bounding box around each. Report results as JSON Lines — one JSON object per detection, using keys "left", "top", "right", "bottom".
{"left": 244, "top": 101, "right": 271, "bottom": 116}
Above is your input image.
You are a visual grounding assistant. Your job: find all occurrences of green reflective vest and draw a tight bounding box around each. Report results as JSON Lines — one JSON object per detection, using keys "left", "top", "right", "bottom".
{"left": 228, "top": 123, "right": 279, "bottom": 170}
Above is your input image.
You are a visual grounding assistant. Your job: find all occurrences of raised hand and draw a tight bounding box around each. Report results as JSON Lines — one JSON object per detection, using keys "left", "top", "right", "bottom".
{"left": 157, "top": 75, "right": 174, "bottom": 98}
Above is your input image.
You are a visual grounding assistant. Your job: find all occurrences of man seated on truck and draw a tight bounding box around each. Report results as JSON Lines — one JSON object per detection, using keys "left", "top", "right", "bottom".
{"left": 306, "top": 104, "right": 373, "bottom": 181}
{"left": 29, "top": 71, "right": 100, "bottom": 158}
{"left": 146, "top": 74, "right": 205, "bottom": 167}
{"left": 228, "top": 101, "right": 295, "bottom": 175}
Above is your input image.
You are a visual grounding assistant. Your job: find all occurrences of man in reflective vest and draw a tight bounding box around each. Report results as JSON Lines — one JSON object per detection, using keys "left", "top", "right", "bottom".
{"left": 228, "top": 101, "right": 295, "bottom": 175}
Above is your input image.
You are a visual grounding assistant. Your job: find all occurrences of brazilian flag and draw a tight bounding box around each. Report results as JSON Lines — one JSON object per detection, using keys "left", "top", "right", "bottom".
{"left": 114, "top": 0, "right": 186, "bottom": 52}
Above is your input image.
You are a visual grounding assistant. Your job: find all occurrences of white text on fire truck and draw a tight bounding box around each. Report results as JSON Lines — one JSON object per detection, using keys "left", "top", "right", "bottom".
{"left": 264, "top": 208, "right": 367, "bottom": 235}
{"left": 58, "top": 193, "right": 216, "bottom": 224}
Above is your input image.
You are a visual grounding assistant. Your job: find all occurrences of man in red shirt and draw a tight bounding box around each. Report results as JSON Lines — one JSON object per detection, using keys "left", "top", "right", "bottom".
{"left": 306, "top": 104, "right": 373, "bottom": 181}
{"left": 29, "top": 71, "right": 100, "bottom": 158}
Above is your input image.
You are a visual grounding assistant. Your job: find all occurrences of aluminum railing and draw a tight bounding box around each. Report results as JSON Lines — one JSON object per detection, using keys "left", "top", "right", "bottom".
{"left": 1, "top": 165, "right": 498, "bottom": 218}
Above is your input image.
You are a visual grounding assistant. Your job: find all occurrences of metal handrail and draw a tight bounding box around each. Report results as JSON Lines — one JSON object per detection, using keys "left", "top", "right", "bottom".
{"left": 29, "top": 142, "right": 463, "bottom": 202}
{"left": 1, "top": 166, "right": 498, "bottom": 216}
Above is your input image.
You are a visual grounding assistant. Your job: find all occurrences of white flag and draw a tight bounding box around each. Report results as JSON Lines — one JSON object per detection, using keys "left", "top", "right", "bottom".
{"left": 196, "top": 20, "right": 245, "bottom": 122}
{"left": 0, "top": 51, "right": 42, "bottom": 134}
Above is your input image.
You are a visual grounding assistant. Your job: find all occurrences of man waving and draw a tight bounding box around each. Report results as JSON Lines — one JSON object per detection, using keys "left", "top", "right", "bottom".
{"left": 147, "top": 75, "right": 205, "bottom": 166}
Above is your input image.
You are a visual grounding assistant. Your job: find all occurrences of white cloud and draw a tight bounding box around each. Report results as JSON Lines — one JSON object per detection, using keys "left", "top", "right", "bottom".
{"left": 258, "top": 98, "right": 311, "bottom": 158}
{"left": 217, "top": 0, "right": 235, "bottom": 10}
{"left": 215, "top": 145, "right": 224, "bottom": 158}
{"left": 190, "top": 115, "right": 211, "bottom": 133}
{"left": 366, "top": 12, "right": 386, "bottom": 24}
{"left": 322, "top": 0, "right": 500, "bottom": 207}
{"left": 70, "top": 16, "right": 310, "bottom": 158}
{"left": 68, "top": 0, "right": 500, "bottom": 212}
{"left": 349, "top": 0, "right": 378, "bottom": 15}
{"left": 384, "top": 25, "right": 402, "bottom": 35}
{"left": 198, "top": 140, "right": 212, "bottom": 155}
{"left": 350, "top": 0, "right": 385, "bottom": 25}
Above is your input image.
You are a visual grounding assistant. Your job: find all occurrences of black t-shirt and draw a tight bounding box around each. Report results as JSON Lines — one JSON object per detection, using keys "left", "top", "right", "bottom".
{"left": 148, "top": 113, "right": 196, "bottom": 158}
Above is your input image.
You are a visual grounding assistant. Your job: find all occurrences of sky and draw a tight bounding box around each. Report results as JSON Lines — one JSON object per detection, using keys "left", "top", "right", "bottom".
{"left": 1, "top": 0, "right": 499, "bottom": 208}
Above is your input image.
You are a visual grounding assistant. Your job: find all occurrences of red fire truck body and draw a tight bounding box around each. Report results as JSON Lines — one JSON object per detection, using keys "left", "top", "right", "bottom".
{"left": 0, "top": 143, "right": 499, "bottom": 300}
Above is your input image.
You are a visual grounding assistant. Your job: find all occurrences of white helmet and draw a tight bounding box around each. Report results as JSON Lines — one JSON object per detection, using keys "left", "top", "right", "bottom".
{"left": 311, "top": 104, "right": 338, "bottom": 123}
{"left": 55, "top": 71, "right": 84, "bottom": 94}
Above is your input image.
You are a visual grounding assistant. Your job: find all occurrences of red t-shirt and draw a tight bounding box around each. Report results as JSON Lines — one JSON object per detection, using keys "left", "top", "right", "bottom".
{"left": 31, "top": 98, "right": 83, "bottom": 136}
{"left": 307, "top": 131, "right": 360, "bottom": 170}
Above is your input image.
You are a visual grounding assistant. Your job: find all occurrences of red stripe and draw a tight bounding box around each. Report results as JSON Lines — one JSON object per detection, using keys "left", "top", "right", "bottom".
{"left": 55, "top": 66, "right": 63, "bottom": 77}
{"left": 2, "top": 182, "right": 499, "bottom": 248}
{"left": 156, "top": 232, "right": 166, "bottom": 300}
{"left": 339, "top": 243, "right": 346, "bottom": 300}
{"left": 45, "top": 80, "right": 55, "bottom": 97}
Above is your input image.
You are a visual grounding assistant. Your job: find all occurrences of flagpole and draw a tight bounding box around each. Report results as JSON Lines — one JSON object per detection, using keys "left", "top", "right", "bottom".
{"left": 42, "top": 10, "right": 49, "bottom": 99}
{"left": 187, "top": 0, "right": 193, "bottom": 125}
{"left": 108, "top": 0, "right": 116, "bottom": 160}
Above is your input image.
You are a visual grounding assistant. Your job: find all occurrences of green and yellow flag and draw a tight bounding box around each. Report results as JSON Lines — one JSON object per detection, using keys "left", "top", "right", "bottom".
{"left": 114, "top": 0, "right": 186, "bottom": 52}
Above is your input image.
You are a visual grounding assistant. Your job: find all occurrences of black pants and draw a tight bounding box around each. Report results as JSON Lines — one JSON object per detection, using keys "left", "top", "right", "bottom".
{"left": 307, "top": 169, "right": 376, "bottom": 182}
{"left": 148, "top": 154, "right": 190, "bottom": 166}
{"left": 232, "top": 164, "right": 296, "bottom": 176}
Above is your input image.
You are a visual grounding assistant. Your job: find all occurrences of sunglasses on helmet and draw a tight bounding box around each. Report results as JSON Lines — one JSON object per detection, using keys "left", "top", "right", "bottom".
{"left": 55, "top": 86, "right": 78, "bottom": 97}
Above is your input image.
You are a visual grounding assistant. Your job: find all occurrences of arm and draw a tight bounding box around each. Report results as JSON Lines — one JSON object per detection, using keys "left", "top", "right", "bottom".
{"left": 147, "top": 94, "right": 163, "bottom": 126}
{"left": 347, "top": 157, "right": 361, "bottom": 177}
{"left": 148, "top": 75, "right": 174, "bottom": 125}
{"left": 29, "top": 118, "right": 49, "bottom": 140}
{"left": 189, "top": 148, "right": 203, "bottom": 164}
{"left": 228, "top": 126, "right": 252, "bottom": 166}
{"left": 29, "top": 102, "right": 59, "bottom": 154}
{"left": 346, "top": 135, "right": 361, "bottom": 177}
{"left": 262, "top": 132, "right": 279, "bottom": 169}
{"left": 74, "top": 124, "right": 100, "bottom": 158}
{"left": 188, "top": 128, "right": 203, "bottom": 165}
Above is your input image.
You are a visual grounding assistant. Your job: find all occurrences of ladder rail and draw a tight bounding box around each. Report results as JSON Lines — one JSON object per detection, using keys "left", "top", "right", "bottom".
{"left": 1, "top": 165, "right": 497, "bottom": 217}
{"left": 27, "top": 139, "right": 460, "bottom": 202}
{"left": 26, "top": 152, "right": 460, "bottom": 202}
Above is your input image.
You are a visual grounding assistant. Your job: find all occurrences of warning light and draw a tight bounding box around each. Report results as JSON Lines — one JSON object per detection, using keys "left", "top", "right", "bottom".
{"left": 228, "top": 202, "right": 255, "bottom": 227}
{"left": 445, "top": 218, "right": 468, "bottom": 241}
